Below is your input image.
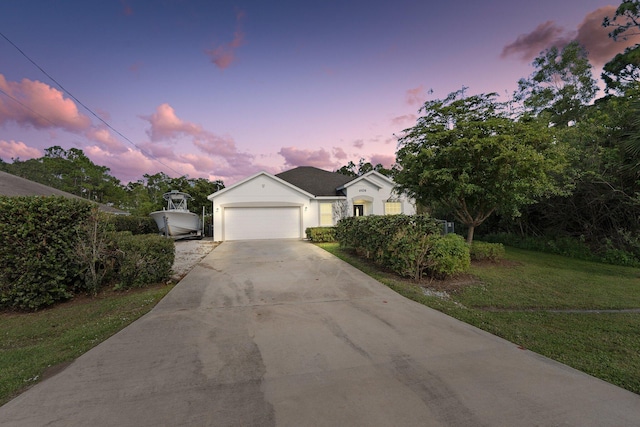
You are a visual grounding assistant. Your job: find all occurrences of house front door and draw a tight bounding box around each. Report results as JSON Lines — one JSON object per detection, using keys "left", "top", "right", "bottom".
{"left": 353, "top": 204, "right": 364, "bottom": 217}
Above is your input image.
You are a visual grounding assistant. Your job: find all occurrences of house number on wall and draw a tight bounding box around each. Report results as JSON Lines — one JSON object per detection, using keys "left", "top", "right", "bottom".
{"left": 359, "top": 189, "right": 367, "bottom": 193}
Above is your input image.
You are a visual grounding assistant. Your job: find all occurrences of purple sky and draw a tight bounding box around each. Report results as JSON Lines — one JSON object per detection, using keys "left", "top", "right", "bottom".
{"left": 0, "top": 1, "right": 634, "bottom": 184}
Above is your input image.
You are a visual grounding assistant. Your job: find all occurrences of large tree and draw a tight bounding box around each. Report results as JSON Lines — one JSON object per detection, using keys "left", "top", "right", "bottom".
{"left": 395, "top": 90, "right": 569, "bottom": 243}
{"left": 515, "top": 41, "right": 598, "bottom": 126}
{"left": 513, "top": 92, "right": 640, "bottom": 251}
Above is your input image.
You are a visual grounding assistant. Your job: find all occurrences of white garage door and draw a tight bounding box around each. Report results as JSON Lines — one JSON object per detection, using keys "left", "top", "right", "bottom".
{"left": 224, "top": 207, "right": 301, "bottom": 240}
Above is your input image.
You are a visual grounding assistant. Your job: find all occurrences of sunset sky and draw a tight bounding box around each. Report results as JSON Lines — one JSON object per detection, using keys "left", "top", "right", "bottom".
{"left": 0, "top": 1, "right": 635, "bottom": 185}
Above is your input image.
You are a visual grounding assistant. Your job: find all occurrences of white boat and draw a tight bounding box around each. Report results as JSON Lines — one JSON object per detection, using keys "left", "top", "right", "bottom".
{"left": 150, "top": 190, "right": 202, "bottom": 238}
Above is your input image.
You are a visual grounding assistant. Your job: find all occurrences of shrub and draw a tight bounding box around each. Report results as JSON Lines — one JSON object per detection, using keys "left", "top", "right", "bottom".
{"left": 481, "top": 232, "right": 640, "bottom": 267}
{"left": 0, "top": 197, "right": 175, "bottom": 310}
{"left": 305, "top": 227, "right": 337, "bottom": 242}
{"left": 0, "top": 196, "right": 92, "bottom": 310}
{"left": 470, "top": 241, "right": 505, "bottom": 262}
{"left": 112, "top": 232, "right": 174, "bottom": 290}
{"left": 336, "top": 214, "right": 469, "bottom": 280}
{"left": 425, "top": 234, "right": 471, "bottom": 279}
{"left": 76, "top": 207, "right": 116, "bottom": 295}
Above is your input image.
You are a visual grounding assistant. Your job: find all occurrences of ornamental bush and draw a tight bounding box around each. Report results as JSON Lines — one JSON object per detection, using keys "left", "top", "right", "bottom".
{"left": 425, "top": 234, "right": 471, "bottom": 279}
{"left": 336, "top": 214, "right": 469, "bottom": 280}
{"left": 305, "top": 227, "right": 337, "bottom": 242}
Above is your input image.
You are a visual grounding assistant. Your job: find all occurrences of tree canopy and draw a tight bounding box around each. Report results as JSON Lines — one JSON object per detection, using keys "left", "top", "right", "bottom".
{"left": 603, "top": 0, "right": 640, "bottom": 41}
{"left": 395, "top": 91, "right": 568, "bottom": 243}
{"left": 335, "top": 158, "right": 393, "bottom": 177}
{"left": 514, "top": 41, "right": 598, "bottom": 126}
{"left": 0, "top": 147, "right": 225, "bottom": 216}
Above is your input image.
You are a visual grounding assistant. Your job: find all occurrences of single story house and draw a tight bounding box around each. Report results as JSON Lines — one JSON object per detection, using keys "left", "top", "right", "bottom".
{"left": 207, "top": 166, "right": 415, "bottom": 241}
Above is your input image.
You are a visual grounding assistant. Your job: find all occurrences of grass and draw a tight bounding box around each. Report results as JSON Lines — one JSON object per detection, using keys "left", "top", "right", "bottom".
{"left": 317, "top": 243, "right": 640, "bottom": 395}
{"left": 0, "top": 284, "right": 173, "bottom": 405}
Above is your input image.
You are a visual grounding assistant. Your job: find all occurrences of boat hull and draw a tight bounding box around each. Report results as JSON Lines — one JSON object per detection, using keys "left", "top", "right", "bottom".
{"left": 150, "top": 210, "right": 201, "bottom": 236}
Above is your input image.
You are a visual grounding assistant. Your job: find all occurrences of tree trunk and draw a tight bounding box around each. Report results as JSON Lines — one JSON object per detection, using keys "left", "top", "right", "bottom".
{"left": 466, "top": 225, "right": 475, "bottom": 244}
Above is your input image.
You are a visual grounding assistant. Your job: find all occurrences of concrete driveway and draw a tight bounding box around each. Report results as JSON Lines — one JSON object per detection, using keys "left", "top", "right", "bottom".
{"left": 1, "top": 240, "right": 639, "bottom": 426}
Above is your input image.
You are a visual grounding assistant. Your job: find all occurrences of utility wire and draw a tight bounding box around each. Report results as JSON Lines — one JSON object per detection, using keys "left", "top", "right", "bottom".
{"left": 0, "top": 31, "right": 185, "bottom": 177}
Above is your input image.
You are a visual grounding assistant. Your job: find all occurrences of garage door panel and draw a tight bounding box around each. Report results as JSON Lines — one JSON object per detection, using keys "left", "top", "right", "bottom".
{"left": 224, "top": 207, "right": 301, "bottom": 240}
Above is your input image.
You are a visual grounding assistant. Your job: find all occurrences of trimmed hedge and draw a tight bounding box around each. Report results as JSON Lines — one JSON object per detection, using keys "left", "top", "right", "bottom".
{"left": 0, "top": 197, "right": 175, "bottom": 311}
{"left": 336, "top": 215, "right": 470, "bottom": 280}
{"left": 0, "top": 196, "right": 92, "bottom": 310}
{"left": 305, "top": 227, "right": 336, "bottom": 242}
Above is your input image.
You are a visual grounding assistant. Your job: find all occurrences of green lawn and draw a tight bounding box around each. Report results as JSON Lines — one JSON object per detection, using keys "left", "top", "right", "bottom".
{"left": 0, "top": 285, "right": 173, "bottom": 405}
{"left": 318, "top": 243, "right": 640, "bottom": 395}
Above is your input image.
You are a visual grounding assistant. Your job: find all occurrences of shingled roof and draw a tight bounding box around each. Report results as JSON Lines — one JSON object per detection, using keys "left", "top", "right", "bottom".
{"left": 0, "top": 171, "right": 128, "bottom": 215}
{"left": 276, "top": 166, "right": 355, "bottom": 196}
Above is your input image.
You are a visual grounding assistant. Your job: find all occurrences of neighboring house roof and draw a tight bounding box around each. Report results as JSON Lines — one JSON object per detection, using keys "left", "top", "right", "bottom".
{"left": 0, "top": 171, "right": 129, "bottom": 215}
{"left": 276, "top": 166, "right": 355, "bottom": 196}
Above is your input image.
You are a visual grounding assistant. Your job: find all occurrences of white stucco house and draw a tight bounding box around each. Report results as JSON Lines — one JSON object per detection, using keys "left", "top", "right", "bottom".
{"left": 207, "top": 166, "right": 415, "bottom": 241}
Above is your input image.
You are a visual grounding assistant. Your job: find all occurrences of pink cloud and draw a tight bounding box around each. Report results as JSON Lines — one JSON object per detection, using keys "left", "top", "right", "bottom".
{"left": 333, "top": 146, "right": 348, "bottom": 160}
{"left": 139, "top": 103, "right": 265, "bottom": 183}
{"left": 352, "top": 139, "right": 364, "bottom": 149}
{"left": 278, "top": 146, "right": 339, "bottom": 169}
{"left": 391, "top": 114, "right": 417, "bottom": 127}
{"left": 205, "top": 10, "right": 246, "bottom": 69}
{"left": 137, "top": 141, "right": 177, "bottom": 160}
{"left": 0, "top": 140, "right": 42, "bottom": 160}
{"left": 370, "top": 154, "right": 395, "bottom": 168}
{"left": 501, "top": 21, "right": 566, "bottom": 61}
{"left": 141, "top": 103, "right": 202, "bottom": 141}
{"left": 85, "top": 128, "right": 128, "bottom": 153}
{"left": 83, "top": 146, "right": 154, "bottom": 184}
{"left": 0, "top": 74, "right": 91, "bottom": 132}
{"left": 575, "top": 6, "right": 636, "bottom": 66}
{"left": 142, "top": 103, "right": 249, "bottom": 158}
{"left": 406, "top": 85, "right": 426, "bottom": 106}
{"left": 141, "top": 103, "right": 250, "bottom": 163}
{"left": 384, "top": 136, "right": 397, "bottom": 145}
{"left": 501, "top": 7, "right": 636, "bottom": 66}
{"left": 192, "top": 134, "right": 244, "bottom": 158}
{"left": 179, "top": 153, "right": 216, "bottom": 172}
{"left": 84, "top": 145, "right": 219, "bottom": 185}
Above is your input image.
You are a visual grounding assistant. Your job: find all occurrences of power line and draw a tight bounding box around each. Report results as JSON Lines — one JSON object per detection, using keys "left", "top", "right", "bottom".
{"left": 0, "top": 31, "right": 185, "bottom": 177}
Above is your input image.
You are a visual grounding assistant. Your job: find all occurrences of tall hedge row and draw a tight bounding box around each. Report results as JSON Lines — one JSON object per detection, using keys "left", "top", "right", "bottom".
{"left": 336, "top": 215, "right": 470, "bottom": 280}
{"left": 0, "top": 197, "right": 174, "bottom": 311}
{"left": 0, "top": 196, "right": 92, "bottom": 310}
